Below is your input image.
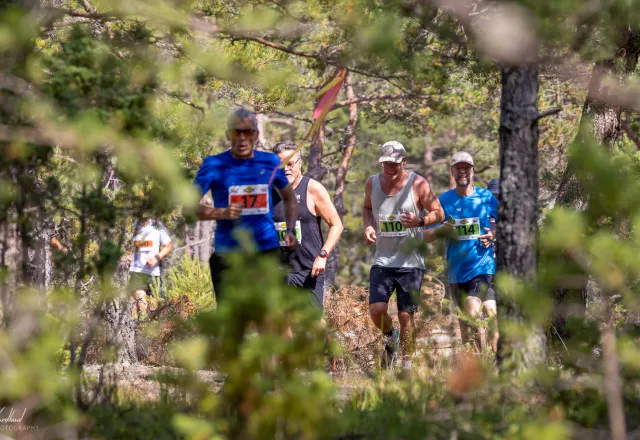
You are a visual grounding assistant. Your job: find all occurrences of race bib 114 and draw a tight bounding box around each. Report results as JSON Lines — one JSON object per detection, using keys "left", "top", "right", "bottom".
{"left": 378, "top": 213, "right": 407, "bottom": 237}
{"left": 229, "top": 184, "right": 269, "bottom": 215}
{"left": 454, "top": 217, "right": 480, "bottom": 240}
{"left": 275, "top": 221, "right": 302, "bottom": 246}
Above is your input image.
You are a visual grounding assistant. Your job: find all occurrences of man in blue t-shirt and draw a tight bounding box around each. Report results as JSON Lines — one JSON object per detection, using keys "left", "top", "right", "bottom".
{"left": 424, "top": 151, "right": 499, "bottom": 352}
{"left": 194, "top": 108, "right": 299, "bottom": 302}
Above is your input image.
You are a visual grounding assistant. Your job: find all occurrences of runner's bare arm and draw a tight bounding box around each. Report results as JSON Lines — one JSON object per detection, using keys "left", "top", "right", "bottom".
{"left": 363, "top": 177, "right": 376, "bottom": 244}
{"left": 416, "top": 177, "right": 444, "bottom": 226}
{"left": 195, "top": 196, "right": 243, "bottom": 220}
{"left": 146, "top": 242, "right": 173, "bottom": 267}
{"left": 309, "top": 179, "right": 343, "bottom": 254}
{"left": 280, "top": 184, "right": 299, "bottom": 249}
{"left": 279, "top": 184, "right": 299, "bottom": 230}
{"left": 158, "top": 241, "right": 173, "bottom": 260}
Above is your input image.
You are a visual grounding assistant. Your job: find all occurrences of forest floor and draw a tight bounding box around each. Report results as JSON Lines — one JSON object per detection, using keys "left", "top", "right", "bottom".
{"left": 83, "top": 277, "right": 463, "bottom": 403}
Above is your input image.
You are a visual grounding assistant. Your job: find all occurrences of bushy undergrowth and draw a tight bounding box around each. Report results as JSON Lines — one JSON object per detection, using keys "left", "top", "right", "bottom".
{"left": 152, "top": 253, "right": 215, "bottom": 310}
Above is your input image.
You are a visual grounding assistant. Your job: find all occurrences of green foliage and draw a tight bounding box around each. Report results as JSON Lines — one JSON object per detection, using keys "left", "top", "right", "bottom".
{"left": 155, "top": 253, "right": 215, "bottom": 310}
{"left": 339, "top": 372, "right": 575, "bottom": 440}
{"left": 3, "top": 0, "right": 640, "bottom": 438}
{"left": 88, "top": 402, "right": 180, "bottom": 440}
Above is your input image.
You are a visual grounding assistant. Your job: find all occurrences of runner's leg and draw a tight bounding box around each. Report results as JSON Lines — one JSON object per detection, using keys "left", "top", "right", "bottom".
{"left": 395, "top": 268, "right": 423, "bottom": 363}
{"left": 369, "top": 266, "right": 395, "bottom": 334}
{"left": 209, "top": 253, "right": 228, "bottom": 305}
{"left": 481, "top": 276, "right": 498, "bottom": 353}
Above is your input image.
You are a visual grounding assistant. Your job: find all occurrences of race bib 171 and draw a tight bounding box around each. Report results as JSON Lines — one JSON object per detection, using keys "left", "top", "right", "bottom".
{"left": 228, "top": 184, "right": 269, "bottom": 215}
{"left": 274, "top": 221, "right": 302, "bottom": 246}
{"left": 453, "top": 217, "right": 480, "bottom": 240}
{"left": 378, "top": 213, "right": 407, "bottom": 237}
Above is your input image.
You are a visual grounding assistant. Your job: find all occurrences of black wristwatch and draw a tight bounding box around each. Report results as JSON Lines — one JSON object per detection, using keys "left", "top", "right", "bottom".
{"left": 286, "top": 227, "right": 297, "bottom": 234}
{"left": 418, "top": 218, "right": 425, "bottom": 227}
{"left": 318, "top": 249, "right": 328, "bottom": 258}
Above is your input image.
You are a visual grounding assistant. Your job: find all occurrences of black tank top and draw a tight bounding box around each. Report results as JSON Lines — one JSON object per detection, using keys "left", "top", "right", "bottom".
{"left": 273, "top": 176, "right": 324, "bottom": 272}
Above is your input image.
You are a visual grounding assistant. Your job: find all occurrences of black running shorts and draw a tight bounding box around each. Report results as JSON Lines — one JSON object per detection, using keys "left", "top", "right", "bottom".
{"left": 287, "top": 271, "right": 325, "bottom": 310}
{"left": 369, "top": 265, "right": 424, "bottom": 314}
{"left": 449, "top": 274, "right": 496, "bottom": 305}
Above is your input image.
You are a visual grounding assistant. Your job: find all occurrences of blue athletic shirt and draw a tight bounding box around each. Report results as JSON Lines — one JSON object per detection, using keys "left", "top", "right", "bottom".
{"left": 437, "top": 187, "right": 498, "bottom": 283}
{"left": 194, "top": 150, "right": 289, "bottom": 252}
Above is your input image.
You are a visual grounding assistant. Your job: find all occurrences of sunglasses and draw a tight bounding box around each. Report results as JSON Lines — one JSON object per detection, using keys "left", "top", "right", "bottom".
{"left": 285, "top": 158, "right": 301, "bottom": 168}
{"left": 231, "top": 128, "right": 256, "bottom": 136}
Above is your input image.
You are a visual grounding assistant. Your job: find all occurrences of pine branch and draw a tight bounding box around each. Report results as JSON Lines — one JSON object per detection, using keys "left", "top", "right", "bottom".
{"left": 332, "top": 94, "right": 433, "bottom": 109}
{"left": 45, "top": 7, "right": 121, "bottom": 21}
{"left": 188, "top": 16, "right": 408, "bottom": 81}
{"left": 536, "top": 107, "right": 562, "bottom": 120}
{"left": 162, "top": 88, "right": 205, "bottom": 116}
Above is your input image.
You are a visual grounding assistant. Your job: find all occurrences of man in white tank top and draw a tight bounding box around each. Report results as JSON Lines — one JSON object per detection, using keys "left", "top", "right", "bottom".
{"left": 363, "top": 141, "right": 444, "bottom": 369}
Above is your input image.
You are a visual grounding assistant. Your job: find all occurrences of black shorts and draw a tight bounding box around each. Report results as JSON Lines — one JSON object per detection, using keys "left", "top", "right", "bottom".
{"left": 209, "top": 248, "right": 282, "bottom": 304}
{"left": 288, "top": 271, "right": 325, "bottom": 310}
{"left": 128, "top": 272, "right": 158, "bottom": 295}
{"left": 369, "top": 265, "right": 424, "bottom": 314}
{"left": 449, "top": 274, "right": 496, "bottom": 305}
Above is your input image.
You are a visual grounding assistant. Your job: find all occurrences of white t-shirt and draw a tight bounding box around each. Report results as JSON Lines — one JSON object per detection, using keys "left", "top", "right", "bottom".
{"left": 129, "top": 221, "right": 171, "bottom": 276}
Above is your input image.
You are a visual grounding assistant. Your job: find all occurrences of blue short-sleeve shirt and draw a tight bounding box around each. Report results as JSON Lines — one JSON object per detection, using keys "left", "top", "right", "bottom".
{"left": 438, "top": 187, "right": 498, "bottom": 283}
{"left": 194, "top": 150, "right": 289, "bottom": 252}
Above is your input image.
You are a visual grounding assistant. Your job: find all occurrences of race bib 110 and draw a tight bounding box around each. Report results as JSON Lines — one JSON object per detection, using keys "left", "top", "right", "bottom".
{"left": 378, "top": 213, "right": 407, "bottom": 237}
{"left": 229, "top": 184, "right": 269, "bottom": 215}
{"left": 275, "top": 221, "right": 302, "bottom": 246}
{"left": 453, "top": 217, "right": 480, "bottom": 240}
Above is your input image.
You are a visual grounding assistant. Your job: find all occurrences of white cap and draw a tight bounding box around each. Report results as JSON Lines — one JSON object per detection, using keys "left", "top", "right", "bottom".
{"left": 379, "top": 141, "right": 406, "bottom": 163}
{"left": 451, "top": 151, "right": 474, "bottom": 167}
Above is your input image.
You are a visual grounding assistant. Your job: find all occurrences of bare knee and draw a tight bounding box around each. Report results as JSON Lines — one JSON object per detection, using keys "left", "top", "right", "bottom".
{"left": 369, "top": 302, "right": 388, "bottom": 320}
{"left": 464, "top": 297, "right": 483, "bottom": 318}
{"left": 482, "top": 300, "right": 497, "bottom": 317}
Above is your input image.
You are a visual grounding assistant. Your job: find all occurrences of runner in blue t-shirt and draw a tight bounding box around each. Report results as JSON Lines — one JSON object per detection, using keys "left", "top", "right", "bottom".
{"left": 194, "top": 108, "right": 299, "bottom": 302}
{"left": 424, "top": 151, "right": 499, "bottom": 352}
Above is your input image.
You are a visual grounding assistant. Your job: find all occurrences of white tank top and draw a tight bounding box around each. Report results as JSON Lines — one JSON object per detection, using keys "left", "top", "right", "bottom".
{"left": 371, "top": 172, "right": 425, "bottom": 269}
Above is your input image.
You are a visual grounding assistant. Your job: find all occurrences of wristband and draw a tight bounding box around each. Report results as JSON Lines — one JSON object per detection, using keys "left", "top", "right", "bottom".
{"left": 286, "top": 227, "right": 297, "bottom": 234}
{"left": 155, "top": 254, "right": 162, "bottom": 261}
{"left": 418, "top": 218, "right": 425, "bottom": 227}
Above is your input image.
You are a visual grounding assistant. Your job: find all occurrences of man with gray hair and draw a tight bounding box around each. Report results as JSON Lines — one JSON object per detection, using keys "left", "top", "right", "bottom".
{"left": 363, "top": 140, "right": 444, "bottom": 369}
{"left": 271, "top": 141, "right": 344, "bottom": 309}
{"left": 194, "top": 107, "right": 299, "bottom": 303}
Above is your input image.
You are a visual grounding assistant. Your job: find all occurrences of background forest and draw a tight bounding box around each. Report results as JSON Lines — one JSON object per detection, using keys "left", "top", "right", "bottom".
{"left": 1, "top": 0, "right": 640, "bottom": 439}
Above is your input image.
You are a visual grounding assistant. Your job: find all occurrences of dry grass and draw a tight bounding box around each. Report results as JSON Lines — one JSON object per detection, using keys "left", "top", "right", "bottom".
{"left": 324, "top": 276, "right": 452, "bottom": 373}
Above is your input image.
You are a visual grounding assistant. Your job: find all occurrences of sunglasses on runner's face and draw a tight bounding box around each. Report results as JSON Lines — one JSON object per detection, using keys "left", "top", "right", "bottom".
{"left": 285, "top": 158, "right": 301, "bottom": 168}
{"left": 231, "top": 128, "right": 256, "bottom": 137}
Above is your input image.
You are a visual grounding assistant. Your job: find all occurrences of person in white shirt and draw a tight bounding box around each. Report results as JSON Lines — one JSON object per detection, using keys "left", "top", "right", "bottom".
{"left": 127, "top": 218, "right": 173, "bottom": 318}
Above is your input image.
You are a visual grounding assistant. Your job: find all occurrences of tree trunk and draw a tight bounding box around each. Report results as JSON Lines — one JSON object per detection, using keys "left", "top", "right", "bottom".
{"left": 556, "top": 29, "right": 640, "bottom": 209}
{"left": 496, "top": 62, "right": 546, "bottom": 372}
{"left": 105, "top": 299, "right": 138, "bottom": 365}
{"left": 29, "top": 214, "right": 52, "bottom": 293}
{"left": 0, "top": 216, "right": 20, "bottom": 327}
{"left": 198, "top": 192, "right": 214, "bottom": 261}
{"left": 307, "top": 124, "right": 327, "bottom": 182}
{"left": 552, "top": 29, "right": 640, "bottom": 345}
{"left": 256, "top": 113, "right": 267, "bottom": 151}
{"left": 104, "top": 256, "right": 138, "bottom": 364}
{"left": 325, "top": 73, "right": 357, "bottom": 288}
{"left": 601, "top": 321, "right": 626, "bottom": 440}
{"left": 423, "top": 135, "right": 434, "bottom": 186}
